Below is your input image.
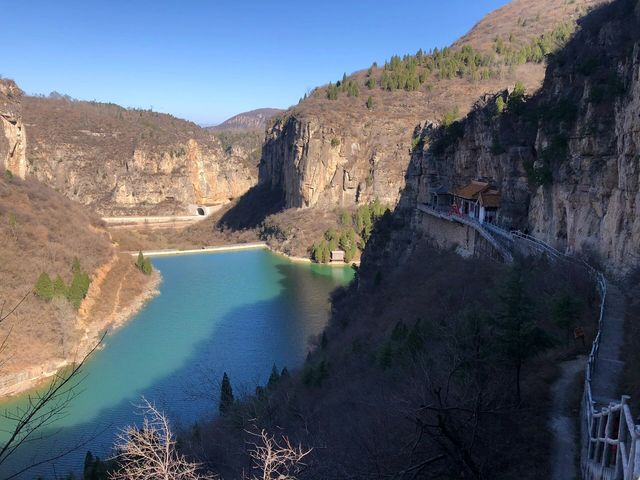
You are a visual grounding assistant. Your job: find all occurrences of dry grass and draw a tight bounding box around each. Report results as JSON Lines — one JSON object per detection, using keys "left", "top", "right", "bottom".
{"left": 0, "top": 175, "right": 114, "bottom": 373}
{"left": 284, "top": 0, "right": 608, "bottom": 129}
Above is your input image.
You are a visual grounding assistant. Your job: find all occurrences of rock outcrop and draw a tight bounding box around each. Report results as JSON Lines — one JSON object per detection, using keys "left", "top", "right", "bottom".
{"left": 258, "top": 0, "right": 603, "bottom": 211}
{"left": 260, "top": 113, "right": 410, "bottom": 209}
{"left": 20, "top": 96, "right": 257, "bottom": 215}
{"left": 394, "top": 0, "right": 640, "bottom": 274}
{"left": 0, "top": 80, "right": 26, "bottom": 178}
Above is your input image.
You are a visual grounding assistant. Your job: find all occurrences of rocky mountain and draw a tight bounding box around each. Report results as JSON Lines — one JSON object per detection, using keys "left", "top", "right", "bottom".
{"left": 389, "top": 0, "right": 640, "bottom": 274}
{"left": 18, "top": 96, "right": 257, "bottom": 216}
{"left": 258, "top": 0, "right": 605, "bottom": 212}
{"left": 208, "top": 108, "right": 282, "bottom": 131}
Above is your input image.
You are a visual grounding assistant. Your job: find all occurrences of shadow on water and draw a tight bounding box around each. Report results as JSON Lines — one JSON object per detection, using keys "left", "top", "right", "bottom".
{"left": 1, "top": 251, "right": 352, "bottom": 479}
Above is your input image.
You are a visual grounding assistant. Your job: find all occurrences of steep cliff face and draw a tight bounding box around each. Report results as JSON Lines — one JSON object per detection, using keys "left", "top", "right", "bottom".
{"left": 261, "top": 113, "right": 409, "bottom": 209}
{"left": 0, "top": 80, "right": 26, "bottom": 178}
{"left": 527, "top": 1, "right": 640, "bottom": 271}
{"left": 258, "top": 0, "right": 605, "bottom": 211}
{"left": 399, "top": 0, "right": 640, "bottom": 273}
{"left": 22, "top": 97, "right": 256, "bottom": 215}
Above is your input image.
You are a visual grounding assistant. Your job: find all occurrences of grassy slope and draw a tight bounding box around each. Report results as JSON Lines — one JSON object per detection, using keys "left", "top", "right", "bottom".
{"left": 0, "top": 175, "right": 115, "bottom": 373}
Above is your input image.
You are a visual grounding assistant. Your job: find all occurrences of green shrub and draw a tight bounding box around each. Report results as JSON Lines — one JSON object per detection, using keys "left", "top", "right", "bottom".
{"left": 339, "top": 210, "right": 352, "bottom": 227}
{"left": 67, "top": 270, "right": 91, "bottom": 309}
{"left": 495, "top": 96, "right": 506, "bottom": 115}
{"left": 53, "top": 275, "right": 67, "bottom": 298}
{"left": 34, "top": 272, "right": 54, "bottom": 301}
{"left": 331, "top": 137, "right": 340, "bottom": 148}
{"left": 136, "top": 251, "right": 153, "bottom": 275}
{"left": 327, "top": 82, "right": 339, "bottom": 100}
{"left": 3, "top": 169, "right": 13, "bottom": 181}
{"left": 311, "top": 240, "right": 331, "bottom": 263}
{"left": 346, "top": 80, "right": 360, "bottom": 97}
{"left": 339, "top": 228, "right": 358, "bottom": 262}
{"left": 441, "top": 106, "right": 460, "bottom": 127}
{"left": 366, "top": 96, "right": 375, "bottom": 109}
{"left": 508, "top": 81, "right": 526, "bottom": 112}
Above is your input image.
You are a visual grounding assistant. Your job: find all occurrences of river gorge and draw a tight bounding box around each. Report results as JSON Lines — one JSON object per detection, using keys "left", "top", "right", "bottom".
{"left": 0, "top": 249, "right": 353, "bottom": 479}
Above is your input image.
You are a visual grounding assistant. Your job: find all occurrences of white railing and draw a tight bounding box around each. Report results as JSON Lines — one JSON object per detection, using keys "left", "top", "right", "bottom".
{"left": 502, "top": 230, "right": 639, "bottom": 479}
{"left": 416, "top": 204, "right": 513, "bottom": 263}
{"left": 582, "top": 274, "right": 640, "bottom": 480}
{"left": 417, "top": 203, "right": 640, "bottom": 479}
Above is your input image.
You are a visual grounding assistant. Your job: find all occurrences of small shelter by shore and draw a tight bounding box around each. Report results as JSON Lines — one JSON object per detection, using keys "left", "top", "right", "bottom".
{"left": 331, "top": 250, "right": 345, "bottom": 263}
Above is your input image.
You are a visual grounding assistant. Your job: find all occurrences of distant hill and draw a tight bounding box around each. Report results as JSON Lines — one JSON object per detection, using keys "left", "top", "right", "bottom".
{"left": 208, "top": 108, "right": 283, "bottom": 131}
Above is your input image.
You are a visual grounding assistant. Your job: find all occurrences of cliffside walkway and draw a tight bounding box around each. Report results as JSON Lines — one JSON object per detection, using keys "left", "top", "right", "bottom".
{"left": 416, "top": 204, "right": 640, "bottom": 480}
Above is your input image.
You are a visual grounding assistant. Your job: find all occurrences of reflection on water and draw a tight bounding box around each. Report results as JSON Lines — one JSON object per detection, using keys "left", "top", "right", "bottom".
{"left": 0, "top": 249, "right": 353, "bottom": 479}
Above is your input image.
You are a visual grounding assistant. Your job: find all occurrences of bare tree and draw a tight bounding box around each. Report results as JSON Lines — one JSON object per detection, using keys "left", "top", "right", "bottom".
{"left": 245, "top": 429, "right": 312, "bottom": 480}
{"left": 0, "top": 293, "right": 104, "bottom": 479}
{"left": 111, "top": 398, "right": 216, "bottom": 480}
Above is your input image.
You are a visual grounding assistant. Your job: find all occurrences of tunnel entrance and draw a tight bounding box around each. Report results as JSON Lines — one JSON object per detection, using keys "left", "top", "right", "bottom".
{"left": 196, "top": 207, "right": 206, "bottom": 216}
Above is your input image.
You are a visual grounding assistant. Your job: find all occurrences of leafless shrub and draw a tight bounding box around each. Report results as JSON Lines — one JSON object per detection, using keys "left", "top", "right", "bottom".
{"left": 245, "top": 428, "right": 312, "bottom": 480}
{"left": 111, "top": 398, "right": 216, "bottom": 480}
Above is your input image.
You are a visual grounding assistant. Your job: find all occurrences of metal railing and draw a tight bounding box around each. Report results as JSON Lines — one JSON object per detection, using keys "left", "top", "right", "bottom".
{"left": 416, "top": 203, "right": 639, "bottom": 479}
{"left": 416, "top": 204, "right": 513, "bottom": 263}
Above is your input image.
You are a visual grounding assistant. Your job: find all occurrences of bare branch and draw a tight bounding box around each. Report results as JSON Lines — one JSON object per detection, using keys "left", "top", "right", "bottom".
{"left": 111, "top": 398, "right": 217, "bottom": 480}
{"left": 245, "top": 428, "right": 312, "bottom": 480}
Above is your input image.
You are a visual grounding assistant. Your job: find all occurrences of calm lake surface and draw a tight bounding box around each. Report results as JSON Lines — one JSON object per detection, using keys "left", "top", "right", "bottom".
{"left": 0, "top": 248, "right": 353, "bottom": 479}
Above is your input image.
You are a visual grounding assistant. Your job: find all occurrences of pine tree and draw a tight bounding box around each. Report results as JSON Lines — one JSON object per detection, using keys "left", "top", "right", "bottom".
{"left": 136, "top": 251, "right": 153, "bottom": 275}
{"left": 52, "top": 275, "right": 67, "bottom": 298}
{"left": 493, "top": 267, "right": 554, "bottom": 402}
{"left": 267, "top": 364, "right": 280, "bottom": 390}
{"left": 34, "top": 272, "right": 54, "bottom": 301}
{"left": 326, "top": 82, "right": 339, "bottom": 100}
{"left": 315, "top": 360, "right": 329, "bottom": 386}
{"left": 495, "top": 96, "right": 506, "bottom": 115}
{"left": 219, "top": 372, "right": 234, "bottom": 414}
{"left": 142, "top": 258, "right": 153, "bottom": 275}
{"left": 552, "top": 292, "right": 581, "bottom": 336}
{"left": 366, "top": 96, "right": 375, "bottom": 110}
{"left": 366, "top": 76, "right": 376, "bottom": 90}
{"left": 339, "top": 228, "right": 357, "bottom": 262}
{"left": 67, "top": 270, "right": 91, "bottom": 310}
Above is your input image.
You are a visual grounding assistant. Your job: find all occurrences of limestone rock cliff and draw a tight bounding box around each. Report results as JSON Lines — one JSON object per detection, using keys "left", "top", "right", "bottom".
{"left": 0, "top": 80, "right": 26, "bottom": 178}
{"left": 398, "top": 0, "right": 640, "bottom": 274}
{"left": 21, "top": 97, "right": 257, "bottom": 215}
{"left": 258, "top": 0, "right": 603, "bottom": 212}
{"left": 261, "top": 113, "right": 410, "bottom": 209}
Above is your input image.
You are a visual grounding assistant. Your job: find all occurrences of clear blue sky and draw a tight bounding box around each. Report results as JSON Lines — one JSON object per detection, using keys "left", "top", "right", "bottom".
{"left": 0, "top": 0, "right": 509, "bottom": 125}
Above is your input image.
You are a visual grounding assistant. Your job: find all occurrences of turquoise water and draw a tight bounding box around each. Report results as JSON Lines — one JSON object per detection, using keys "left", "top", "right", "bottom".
{"left": 0, "top": 249, "right": 353, "bottom": 479}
